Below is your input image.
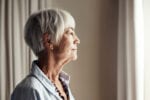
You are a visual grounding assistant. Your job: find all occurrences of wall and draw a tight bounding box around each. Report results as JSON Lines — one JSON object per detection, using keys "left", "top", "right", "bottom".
{"left": 144, "top": 0, "right": 150, "bottom": 100}
{"left": 47, "top": 0, "right": 118, "bottom": 100}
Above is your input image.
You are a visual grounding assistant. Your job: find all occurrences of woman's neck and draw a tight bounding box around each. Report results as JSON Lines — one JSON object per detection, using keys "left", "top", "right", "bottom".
{"left": 37, "top": 49, "right": 72, "bottom": 83}
{"left": 38, "top": 52, "right": 65, "bottom": 83}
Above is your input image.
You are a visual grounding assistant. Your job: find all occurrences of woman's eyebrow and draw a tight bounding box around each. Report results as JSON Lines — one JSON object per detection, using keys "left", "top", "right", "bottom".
{"left": 64, "top": 27, "right": 74, "bottom": 33}
{"left": 70, "top": 27, "right": 74, "bottom": 31}
{"left": 67, "top": 27, "right": 75, "bottom": 31}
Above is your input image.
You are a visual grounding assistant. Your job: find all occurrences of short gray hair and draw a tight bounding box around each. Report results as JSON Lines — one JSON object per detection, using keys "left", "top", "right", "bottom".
{"left": 24, "top": 8, "right": 75, "bottom": 56}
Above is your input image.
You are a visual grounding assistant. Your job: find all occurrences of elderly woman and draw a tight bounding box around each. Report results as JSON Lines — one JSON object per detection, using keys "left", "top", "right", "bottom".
{"left": 11, "top": 8, "right": 80, "bottom": 100}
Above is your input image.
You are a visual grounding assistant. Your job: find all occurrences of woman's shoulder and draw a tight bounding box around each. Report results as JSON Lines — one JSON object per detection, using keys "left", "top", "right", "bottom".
{"left": 11, "top": 75, "right": 42, "bottom": 100}
{"left": 14, "top": 74, "right": 43, "bottom": 91}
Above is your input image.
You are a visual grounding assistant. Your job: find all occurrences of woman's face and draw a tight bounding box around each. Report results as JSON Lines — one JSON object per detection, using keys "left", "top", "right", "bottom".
{"left": 54, "top": 27, "right": 80, "bottom": 61}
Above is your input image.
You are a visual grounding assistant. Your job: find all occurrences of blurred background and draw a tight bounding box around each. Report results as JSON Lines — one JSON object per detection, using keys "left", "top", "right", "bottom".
{"left": 0, "top": 0, "right": 150, "bottom": 100}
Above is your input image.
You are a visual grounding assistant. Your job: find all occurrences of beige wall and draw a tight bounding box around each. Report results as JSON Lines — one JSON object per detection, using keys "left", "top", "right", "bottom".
{"left": 47, "top": 0, "right": 118, "bottom": 100}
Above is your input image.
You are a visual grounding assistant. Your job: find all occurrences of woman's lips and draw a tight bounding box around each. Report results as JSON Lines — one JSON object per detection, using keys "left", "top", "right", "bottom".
{"left": 72, "top": 48, "right": 77, "bottom": 50}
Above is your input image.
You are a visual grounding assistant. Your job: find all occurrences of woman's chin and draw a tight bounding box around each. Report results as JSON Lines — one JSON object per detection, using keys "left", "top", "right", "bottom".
{"left": 72, "top": 55, "right": 78, "bottom": 61}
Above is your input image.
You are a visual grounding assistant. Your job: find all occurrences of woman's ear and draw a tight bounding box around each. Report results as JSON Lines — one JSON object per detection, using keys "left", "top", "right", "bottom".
{"left": 42, "top": 33, "right": 53, "bottom": 49}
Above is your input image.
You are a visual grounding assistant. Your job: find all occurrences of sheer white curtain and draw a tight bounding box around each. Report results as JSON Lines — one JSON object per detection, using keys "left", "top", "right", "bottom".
{"left": 0, "top": 0, "right": 49, "bottom": 100}
{"left": 117, "top": 0, "right": 144, "bottom": 100}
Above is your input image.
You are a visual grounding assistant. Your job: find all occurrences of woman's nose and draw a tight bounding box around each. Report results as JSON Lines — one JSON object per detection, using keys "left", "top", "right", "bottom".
{"left": 74, "top": 35, "right": 80, "bottom": 44}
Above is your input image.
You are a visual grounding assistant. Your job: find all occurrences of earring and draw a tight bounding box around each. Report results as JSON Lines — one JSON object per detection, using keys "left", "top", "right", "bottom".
{"left": 50, "top": 45, "right": 54, "bottom": 50}
{"left": 51, "top": 47, "right": 53, "bottom": 50}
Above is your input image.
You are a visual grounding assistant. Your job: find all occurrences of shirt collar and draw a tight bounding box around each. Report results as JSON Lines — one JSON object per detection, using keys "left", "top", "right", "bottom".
{"left": 31, "top": 60, "right": 70, "bottom": 85}
{"left": 59, "top": 70, "right": 70, "bottom": 85}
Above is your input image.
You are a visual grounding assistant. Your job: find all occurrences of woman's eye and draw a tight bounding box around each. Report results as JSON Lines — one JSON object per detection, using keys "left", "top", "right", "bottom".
{"left": 70, "top": 32, "right": 73, "bottom": 35}
{"left": 67, "top": 32, "right": 73, "bottom": 36}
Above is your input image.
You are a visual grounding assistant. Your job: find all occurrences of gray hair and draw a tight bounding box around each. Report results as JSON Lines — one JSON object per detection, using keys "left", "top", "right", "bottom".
{"left": 24, "top": 8, "right": 75, "bottom": 56}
